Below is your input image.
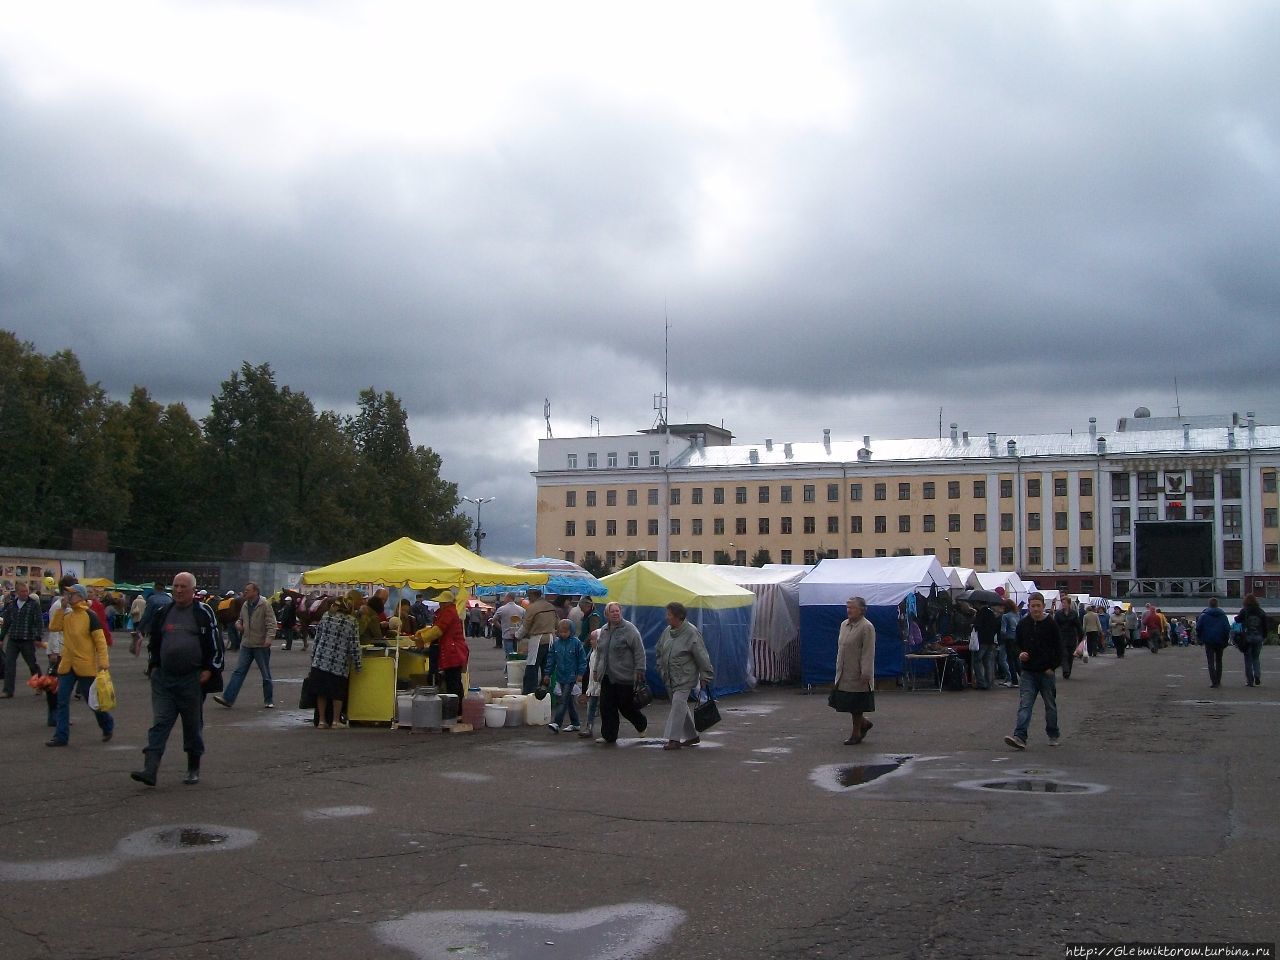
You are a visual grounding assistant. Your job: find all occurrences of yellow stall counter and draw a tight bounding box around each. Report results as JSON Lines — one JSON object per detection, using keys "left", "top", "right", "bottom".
{"left": 347, "top": 653, "right": 397, "bottom": 724}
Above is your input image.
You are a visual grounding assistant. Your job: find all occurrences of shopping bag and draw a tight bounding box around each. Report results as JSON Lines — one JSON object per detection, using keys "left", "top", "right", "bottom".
{"left": 693, "top": 691, "right": 720, "bottom": 732}
{"left": 90, "top": 671, "right": 117, "bottom": 712}
{"left": 968, "top": 629, "right": 980, "bottom": 652}
{"left": 631, "top": 679, "right": 653, "bottom": 709}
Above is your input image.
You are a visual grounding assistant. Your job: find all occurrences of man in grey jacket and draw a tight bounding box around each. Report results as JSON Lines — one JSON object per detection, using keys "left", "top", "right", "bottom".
{"left": 595, "top": 602, "right": 649, "bottom": 744}
{"left": 213, "top": 582, "right": 278, "bottom": 709}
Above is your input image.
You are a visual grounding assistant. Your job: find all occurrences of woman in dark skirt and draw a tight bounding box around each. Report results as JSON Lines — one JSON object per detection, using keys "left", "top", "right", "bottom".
{"left": 308, "top": 590, "right": 363, "bottom": 729}
{"left": 830, "top": 596, "right": 876, "bottom": 744}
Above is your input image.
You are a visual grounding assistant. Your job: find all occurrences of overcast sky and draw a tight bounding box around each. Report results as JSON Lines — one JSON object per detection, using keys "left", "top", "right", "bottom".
{"left": 3, "top": 1, "right": 1278, "bottom": 562}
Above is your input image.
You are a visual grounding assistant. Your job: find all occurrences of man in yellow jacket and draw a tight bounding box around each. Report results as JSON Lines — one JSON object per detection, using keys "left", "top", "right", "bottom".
{"left": 47, "top": 583, "right": 113, "bottom": 747}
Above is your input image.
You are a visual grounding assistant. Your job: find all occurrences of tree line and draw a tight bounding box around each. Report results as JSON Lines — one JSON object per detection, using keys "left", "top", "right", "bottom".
{"left": 0, "top": 331, "right": 470, "bottom": 565}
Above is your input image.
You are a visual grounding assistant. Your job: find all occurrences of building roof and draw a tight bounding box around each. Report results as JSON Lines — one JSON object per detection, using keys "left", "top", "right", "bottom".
{"left": 671, "top": 425, "right": 1280, "bottom": 470}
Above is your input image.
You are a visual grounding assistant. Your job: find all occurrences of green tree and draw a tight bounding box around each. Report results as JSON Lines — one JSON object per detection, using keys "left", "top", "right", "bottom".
{"left": 750, "top": 548, "right": 772, "bottom": 567}
{"left": 579, "top": 552, "right": 611, "bottom": 578}
{"left": 712, "top": 550, "right": 732, "bottom": 565}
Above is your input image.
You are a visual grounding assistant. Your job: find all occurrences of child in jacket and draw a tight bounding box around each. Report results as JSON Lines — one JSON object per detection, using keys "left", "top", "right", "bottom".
{"left": 543, "top": 619, "right": 588, "bottom": 733}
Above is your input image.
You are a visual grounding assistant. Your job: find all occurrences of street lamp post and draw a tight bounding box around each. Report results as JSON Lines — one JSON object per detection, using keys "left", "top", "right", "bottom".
{"left": 462, "top": 496, "right": 495, "bottom": 555}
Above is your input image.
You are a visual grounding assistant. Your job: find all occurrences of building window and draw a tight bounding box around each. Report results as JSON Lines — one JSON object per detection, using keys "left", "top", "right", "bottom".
{"left": 848, "top": 516, "right": 860, "bottom": 534}
{"left": 1190, "top": 469, "right": 1214, "bottom": 499}
{"left": 849, "top": 483, "right": 862, "bottom": 501}
{"left": 1193, "top": 505, "right": 1214, "bottom": 521}
{"left": 1055, "top": 546, "right": 1068, "bottom": 566}
{"left": 948, "top": 547, "right": 962, "bottom": 566}
{"left": 948, "top": 481, "right": 960, "bottom": 499}
{"left": 1000, "top": 546, "right": 1014, "bottom": 567}
{"left": 649, "top": 450, "right": 661, "bottom": 467}
{"left": 898, "top": 482, "right": 911, "bottom": 500}
{"left": 1112, "top": 473, "right": 1130, "bottom": 501}
{"left": 606, "top": 490, "right": 617, "bottom": 507}
{"left": 1112, "top": 542, "right": 1131, "bottom": 569}
{"left": 803, "top": 485, "right": 816, "bottom": 502}
{"left": 922, "top": 515, "right": 935, "bottom": 533}
{"left": 804, "top": 549, "right": 817, "bottom": 565}
{"left": 564, "top": 551, "right": 575, "bottom": 563}
{"left": 899, "top": 515, "right": 911, "bottom": 533}
{"left": 948, "top": 514, "right": 961, "bottom": 532}
{"left": 567, "top": 453, "right": 578, "bottom": 469}
{"left": 780, "top": 485, "right": 792, "bottom": 503}
{"left": 1027, "top": 478, "right": 1041, "bottom": 498}
{"left": 713, "top": 487, "right": 725, "bottom": 505}
{"left": 736, "top": 550, "right": 748, "bottom": 565}
{"left": 692, "top": 518, "right": 703, "bottom": 536}
{"left": 565, "top": 490, "right": 577, "bottom": 507}
{"left": 1265, "top": 543, "right": 1279, "bottom": 564}
{"left": 974, "top": 480, "right": 986, "bottom": 499}
{"left": 691, "top": 487, "right": 703, "bottom": 505}
{"left": 782, "top": 516, "right": 793, "bottom": 534}
{"left": 648, "top": 489, "right": 659, "bottom": 506}
{"left": 1222, "top": 469, "right": 1242, "bottom": 499}
{"left": 1264, "top": 471, "right": 1278, "bottom": 494}
{"left": 1223, "top": 540, "right": 1243, "bottom": 570}
{"left": 735, "top": 517, "right": 747, "bottom": 536}
{"left": 1000, "top": 478, "right": 1013, "bottom": 499}
{"left": 780, "top": 550, "right": 792, "bottom": 564}
{"left": 670, "top": 519, "right": 680, "bottom": 535}
{"left": 828, "top": 516, "right": 840, "bottom": 534}
{"left": 1167, "top": 502, "right": 1186, "bottom": 520}
{"left": 691, "top": 550, "right": 703, "bottom": 563}
{"left": 923, "top": 482, "right": 936, "bottom": 500}
{"left": 565, "top": 521, "right": 576, "bottom": 537}
{"left": 1000, "top": 512, "right": 1013, "bottom": 532}
{"left": 648, "top": 519, "right": 659, "bottom": 536}
{"left": 670, "top": 489, "right": 680, "bottom": 505}
{"left": 627, "top": 519, "right": 637, "bottom": 536}
{"left": 628, "top": 451, "right": 639, "bottom": 467}
{"left": 607, "top": 452, "right": 617, "bottom": 468}
{"left": 875, "top": 549, "right": 888, "bottom": 558}
{"left": 974, "top": 547, "right": 987, "bottom": 567}
{"left": 1137, "top": 471, "right": 1159, "bottom": 500}
{"left": 759, "top": 517, "right": 770, "bottom": 535}
{"left": 874, "top": 516, "right": 887, "bottom": 534}
{"left": 1055, "top": 511, "right": 1068, "bottom": 531}
{"left": 1028, "top": 546, "right": 1041, "bottom": 566}
{"left": 1112, "top": 507, "right": 1130, "bottom": 535}
{"left": 1081, "top": 546, "right": 1094, "bottom": 565}
{"left": 827, "top": 483, "right": 840, "bottom": 502}
{"left": 586, "top": 490, "right": 597, "bottom": 507}
{"left": 714, "top": 518, "right": 725, "bottom": 536}
{"left": 973, "top": 514, "right": 986, "bottom": 532}
{"left": 587, "top": 452, "right": 597, "bottom": 469}
{"left": 850, "top": 549, "right": 864, "bottom": 558}
{"left": 874, "top": 483, "right": 887, "bottom": 501}
{"left": 1080, "top": 476, "right": 1093, "bottom": 497}
{"left": 1138, "top": 506, "right": 1158, "bottom": 521}
{"left": 736, "top": 486, "right": 747, "bottom": 504}
{"left": 1264, "top": 507, "right": 1278, "bottom": 528}
{"left": 759, "top": 486, "right": 770, "bottom": 504}
{"left": 1054, "top": 477, "right": 1067, "bottom": 497}
{"left": 669, "top": 551, "right": 680, "bottom": 563}
{"left": 627, "top": 489, "right": 638, "bottom": 507}
{"left": 803, "top": 516, "right": 816, "bottom": 534}
{"left": 1223, "top": 505, "right": 1243, "bottom": 536}
{"left": 1028, "top": 512, "right": 1041, "bottom": 531}
{"left": 606, "top": 519, "right": 617, "bottom": 537}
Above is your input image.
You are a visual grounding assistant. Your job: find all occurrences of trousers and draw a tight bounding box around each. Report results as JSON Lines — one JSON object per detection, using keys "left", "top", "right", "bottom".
{"left": 662, "top": 685, "right": 696, "bottom": 742}
{"left": 145, "top": 670, "right": 205, "bottom": 761}
{"left": 3, "top": 638, "right": 43, "bottom": 695}
{"left": 599, "top": 676, "right": 648, "bottom": 743}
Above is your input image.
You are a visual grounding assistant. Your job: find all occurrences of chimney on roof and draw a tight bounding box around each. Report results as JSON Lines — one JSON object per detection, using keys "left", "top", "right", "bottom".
{"left": 1007, "top": 439, "right": 1017, "bottom": 457}
{"left": 1097, "top": 436, "right": 1107, "bottom": 455}
{"left": 950, "top": 422, "right": 959, "bottom": 443}
{"left": 1228, "top": 426, "right": 1236, "bottom": 449}
{"left": 987, "top": 431, "right": 997, "bottom": 447}
{"left": 962, "top": 430, "right": 969, "bottom": 444}
{"left": 1183, "top": 423, "right": 1191, "bottom": 447}
{"left": 1089, "top": 417, "right": 1097, "bottom": 437}
{"left": 862, "top": 435, "right": 870, "bottom": 449}
{"left": 823, "top": 428, "right": 831, "bottom": 453}
{"left": 749, "top": 448, "right": 759, "bottom": 464}
{"left": 783, "top": 442, "right": 793, "bottom": 459}
{"left": 765, "top": 438, "right": 773, "bottom": 451}
{"left": 1247, "top": 411, "right": 1256, "bottom": 431}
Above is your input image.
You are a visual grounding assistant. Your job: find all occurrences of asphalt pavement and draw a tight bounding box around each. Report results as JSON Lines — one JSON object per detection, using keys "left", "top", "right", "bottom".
{"left": 0, "top": 638, "right": 1275, "bottom": 960}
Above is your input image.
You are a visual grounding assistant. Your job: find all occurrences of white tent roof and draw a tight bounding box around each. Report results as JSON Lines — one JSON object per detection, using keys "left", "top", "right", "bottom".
{"left": 970, "top": 571, "right": 1020, "bottom": 593}
{"left": 799, "top": 556, "right": 950, "bottom": 607}
{"left": 942, "top": 566, "right": 974, "bottom": 590}
{"left": 708, "top": 565, "right": 807, "bottom": 586}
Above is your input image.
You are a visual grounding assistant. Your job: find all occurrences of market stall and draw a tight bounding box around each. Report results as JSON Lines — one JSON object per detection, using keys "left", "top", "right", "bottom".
{"left": 598, "top": 561, "right": 754, "bottom": 698}
{"left": 474, "top": 556, "right": 608, "bottom": 598}
{"left": 301, "top": 538, "right": 548, "bottom": 726}
{"left": 707, "top": 564, "right": 807, "bottom": 684}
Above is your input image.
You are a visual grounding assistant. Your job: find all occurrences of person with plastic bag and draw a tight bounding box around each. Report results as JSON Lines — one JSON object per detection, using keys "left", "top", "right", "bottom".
{"left": 46, "top": 583, "right": 113, "bottom": 747}
{"left": 656, "top": 602, "right": 715, "bottom": 751}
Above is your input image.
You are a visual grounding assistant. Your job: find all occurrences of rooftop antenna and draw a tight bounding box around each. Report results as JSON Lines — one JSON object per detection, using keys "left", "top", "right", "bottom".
{"left": 544, "top": 398, "right": 553, "bottom": 439}
{"left": 1174, "top": 377, "right": 1182, "bottom": 418}
{"left": 652, "top": 312, "right": 669, "bottom": 432}
{"left": 589, "top": 415, "right": 600, "bottom": 436}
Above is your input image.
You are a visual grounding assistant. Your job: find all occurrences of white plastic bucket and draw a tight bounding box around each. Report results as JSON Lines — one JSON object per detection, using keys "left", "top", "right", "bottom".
{"left": 505, "top": 659, "right": 527, "bottom": 688}
{"left": 484, "top": 704, "right": 508, "bottom": 728}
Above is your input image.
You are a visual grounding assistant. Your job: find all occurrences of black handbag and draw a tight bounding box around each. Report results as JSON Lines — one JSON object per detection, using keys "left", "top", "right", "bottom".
{"left": 631, "top": 679, "right": 653, "bottom": 709}
{"left": 693, "top": 690, "right": 720, "bottom": 732}
{"left": 299, "top": 674, "right": 317, "bottom": 710}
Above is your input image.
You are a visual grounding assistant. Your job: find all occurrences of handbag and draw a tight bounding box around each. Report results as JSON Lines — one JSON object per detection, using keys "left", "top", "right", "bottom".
{"left": 693, "top": 690, "right": 720, "bottom": 732}
{"left": 631, "top": 679, "right": 653, "bottom": 709}
{"left": 299, "top": 674, "right": 317, "bottom": 710}
{"left": 968, "top": 629, "right": 980, "bottom": 652}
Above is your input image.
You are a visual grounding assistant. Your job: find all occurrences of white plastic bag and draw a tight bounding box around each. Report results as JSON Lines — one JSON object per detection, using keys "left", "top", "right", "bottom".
{"left": 968, "top": 629, "right": 980, "bottom": 652}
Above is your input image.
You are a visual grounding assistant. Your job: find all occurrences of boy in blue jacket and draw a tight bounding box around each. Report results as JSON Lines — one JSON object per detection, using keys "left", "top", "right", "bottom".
{"left": 543, "top": 619, "right": 588, "bottom": 733}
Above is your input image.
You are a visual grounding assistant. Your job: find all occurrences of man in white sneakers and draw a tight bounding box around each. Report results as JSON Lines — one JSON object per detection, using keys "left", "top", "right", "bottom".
{"left": 1004, "top": 592, "right": 1063, "bottom": 751}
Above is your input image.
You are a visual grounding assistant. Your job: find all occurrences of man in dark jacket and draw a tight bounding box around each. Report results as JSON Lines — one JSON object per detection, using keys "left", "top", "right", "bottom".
{"left": 132, "top": 572, "right": 224, "bottom": 787}
{"left": 1004, "top": 593, "right": 1063, "bottom": 750}
{"left": 1053, "top": 598, "right": 1084, "bottom": 678}
{"left": 1, "top": 582, "right": 45, "bottom": 696}
{"left": 1196, "top": 598, "right": 1232, "bottom": 688}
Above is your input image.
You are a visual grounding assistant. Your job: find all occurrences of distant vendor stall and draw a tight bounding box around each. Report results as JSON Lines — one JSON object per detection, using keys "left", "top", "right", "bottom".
{"left": 708, "top": 564, "right": 807, "bottom": 685}
{"left": 301, "top": 538, "right": 548, "bottom": 725}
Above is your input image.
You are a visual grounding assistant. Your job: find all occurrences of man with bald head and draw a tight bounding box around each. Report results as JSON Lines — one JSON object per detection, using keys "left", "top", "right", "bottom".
{"left": 132, "top": 572, "right": 224, "bottom": 787}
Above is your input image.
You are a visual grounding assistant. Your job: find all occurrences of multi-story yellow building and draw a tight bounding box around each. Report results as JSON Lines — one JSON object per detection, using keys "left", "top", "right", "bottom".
{"left": 533, "top": 413, "right": 1280, "bottom": 603}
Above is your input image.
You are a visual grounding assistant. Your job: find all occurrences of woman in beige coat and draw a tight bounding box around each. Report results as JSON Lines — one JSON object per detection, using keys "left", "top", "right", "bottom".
{"left": 830, "top": 596, "right": 876, "bottom": 745}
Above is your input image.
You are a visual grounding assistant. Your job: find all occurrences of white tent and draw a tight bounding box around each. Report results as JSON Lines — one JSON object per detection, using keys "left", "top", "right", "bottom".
{"left": 942, "top": 566, "right": 974, "bottom": 591}
{"left": 708, "top": 564, "right": 807, "bottom": 683}
{"left": 969, "top": 570, "right": 1022, "bottom": 595}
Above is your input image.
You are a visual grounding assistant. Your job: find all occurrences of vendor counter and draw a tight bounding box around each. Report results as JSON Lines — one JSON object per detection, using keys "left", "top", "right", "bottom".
{"left": 345, "top": 640, "right": 461, "bottom": 726}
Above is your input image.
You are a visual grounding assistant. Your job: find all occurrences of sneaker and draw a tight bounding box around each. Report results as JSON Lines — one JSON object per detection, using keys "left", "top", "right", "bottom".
{"left": 263, "top": 703, "right": 275, "bottom": 709}
{"left": 45, "top": 738, "right": 68, "bottom": 747}
{"left": 547, "top": 723, "right": 559, "bottom": 733}
{"left": 212, "top": 694, "right": 231, "bottom": 708}
{"left": 1048, "top": 738, "right": 1061, "bottom": 747}
{"left": 102, "top": 730, "right": 113, "bottom": 743}
{"left": 594, "top": 737, "right": 606, "bottom": 744}
{"left": 578, "top": 728, "right": 593, "bottom": 738}
{"left": 566, "top": 724, "right": 579, "bottom": 732}
{"left": 1004, "top": 734, "right": 1026, "bottom": 750}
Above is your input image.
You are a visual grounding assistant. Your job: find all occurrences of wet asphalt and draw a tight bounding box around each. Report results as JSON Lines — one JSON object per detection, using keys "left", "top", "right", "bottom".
{"left": 0, "top": 640, "right": 1275, "bottom": 959}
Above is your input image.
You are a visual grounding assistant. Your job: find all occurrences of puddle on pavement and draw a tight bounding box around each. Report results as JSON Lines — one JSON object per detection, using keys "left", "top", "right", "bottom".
{"left": 721, "top": 704, "right": 780, "bottom": 716}
{"left": 440, "top": 772, "right": 494, "bottom": 783}
{"left": 0, "top": 824, "right": 259, "bottom": 882}
{"left": 979, "top": 779, "right": 1088, "bottom": 793}
{"left": 752, "top": 747, "right": 792, "bottom": 755}
{"left": 304, "top": 805, "right": 375, "bottom": 820}
{"left": 811, "top": 755, "right": 943, "bottom": 794}
{"left": 374, "top": 903, "right": 686, "bottom": 960}
{"left": 836, "top": 762, "right": 905, "bottom": 787}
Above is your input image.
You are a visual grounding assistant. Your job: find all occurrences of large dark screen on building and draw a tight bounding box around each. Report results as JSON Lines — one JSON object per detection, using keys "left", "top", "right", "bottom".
{"left": 1134, "top": 522, "right": 1214, "bottom": 578}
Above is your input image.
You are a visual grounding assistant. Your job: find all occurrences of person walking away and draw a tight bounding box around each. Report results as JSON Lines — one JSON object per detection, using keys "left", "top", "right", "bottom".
{"left": 217, "top": 591, "right": 242, "bottom": 651}
{"left": 998, "top": 599, "right": 1022, "bottom": 687}
{"left": 128, "top": 591, "right": 148, "bottom": 656}
{"left": 1141, "top": 604, "right": 1162, "bottom": 653}
{"left": 492, "top": 593, "right": 524, "bottom": 657}
{"left": 308, "top": 591, "right": 363, "bottom": 729}
{"left": 517, "top": 588, "right": 559, "bottom": 694}
{"left": 1054, "top": 598, "right": 1083, "bottom": 677}
{"left": 132, "top": 572, "right": 223, "bottom": 786}
{"left": 578, "top": 629, "right": 601, "bottom": 739}
{"left": 1125, "top": 606, "right": 1139, "bottom": 651}
{"left": 1004, "top": 592, "right": 1063, "bottom": 750}
{"left": 1235, "top": 595, "right": 1269, "bottom": 687}
{"left": 278, "top": 595, "right": 300, "bottom": 649}
{"left": 594, "top": 602, "right": 648, "bottom": 744}
{"left": 213, "top": 581, "right": 278, "bottom": 709}
{"left": 543, "top": 619, "right": 589, "bottom": 733}
{"left": 2, "top": 581, "right": 45, "bottom": 697}
{"left": 972, "top": 601, "right": 1000, "bottom": 690}
{"left": 1196, "top": 598, "right": 1231, "bottom": 688}
{"left": 1082, "top": 605, "right": 1103, "bottom": 658}
{"left": 137, "top": 581, "right": 173, "bottom": 645}
{"left": 830, "top": 597, "right": 876, "bottom": 745}
{"left": 47, "top": 584, "right": 113, "bottom": 747}
{"left": 1110, "top": 606, "right": 1129, "bottom": 658}
{"left": 656, "top": 602, "right": 715, "bottom": 750}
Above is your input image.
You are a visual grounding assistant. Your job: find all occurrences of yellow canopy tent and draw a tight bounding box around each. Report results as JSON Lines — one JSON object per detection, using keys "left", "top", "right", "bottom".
{"left": 80, "top": 577, "right": 115, "bottom": 589}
